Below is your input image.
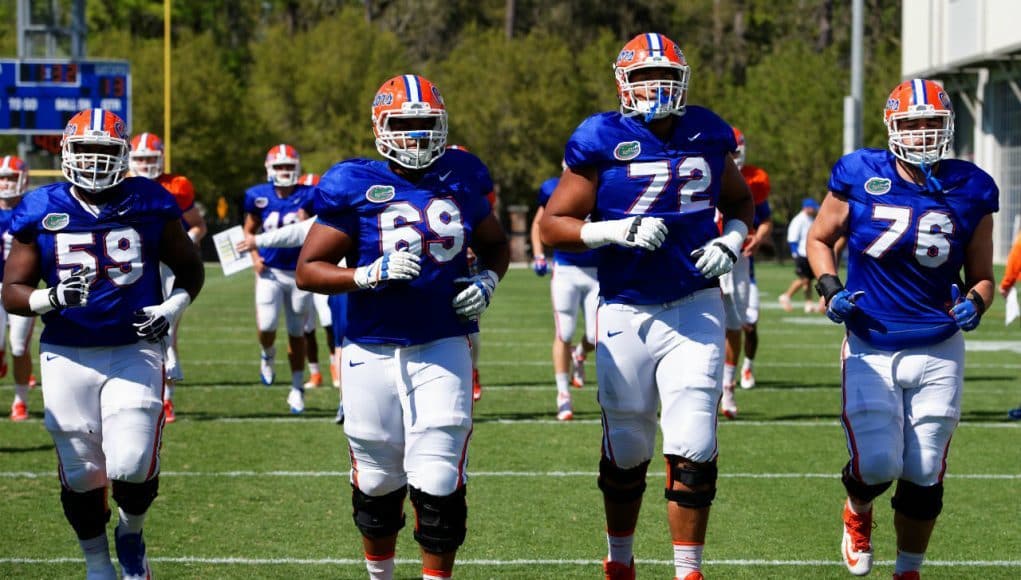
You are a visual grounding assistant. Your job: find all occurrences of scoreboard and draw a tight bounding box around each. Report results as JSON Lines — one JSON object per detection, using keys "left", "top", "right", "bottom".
{"left": 0, "top": 59, "right": 131, "bottom": 135}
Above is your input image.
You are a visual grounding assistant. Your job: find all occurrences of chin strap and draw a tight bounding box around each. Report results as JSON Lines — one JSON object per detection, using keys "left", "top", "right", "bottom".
{"left": 920, "top": 162, "right": 943, "bottom": 193}
{"left": 643, "top": 87, "right": 672, "bottom": 123}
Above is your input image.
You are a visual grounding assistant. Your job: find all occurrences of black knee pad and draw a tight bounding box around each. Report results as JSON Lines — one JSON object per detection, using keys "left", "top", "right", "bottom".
{"left": 664, "top": 455, "right": 718, "bottom": 508}
{"left": 111, "top": 477, "right": 159, "bottom": 516}
{"left": 61, "top": 486, "right": 111, "bottom": 540}
{"left": 597, "top": 457, "right": 650, "bottom": 504}
{"left": 891, "top": 479, "right": 943, "bottom": 521}
{"left": 352, "top": 485, "right": 406, "bottom": 539}
{"left": 409, "top": 485, "right": 467, "bottom": 554}
{"left": 841, "top": 463, "right": 892, "bottom": 503}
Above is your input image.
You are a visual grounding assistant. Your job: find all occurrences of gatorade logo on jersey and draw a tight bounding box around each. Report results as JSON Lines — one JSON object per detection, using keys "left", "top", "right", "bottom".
{"left": 365, "top": 184, "right": 396, "bottom": 203}
{"left": 254, "top": 197, "right": 269, "bottom": 208}
{"left": 864, "top": 177, "right": 892, "bottom": 195}
{"left": 42, "top": 213, "right": 70, "bottom": 231}
{"left": 613, "top": 141, "right": 641, "bottom": 161}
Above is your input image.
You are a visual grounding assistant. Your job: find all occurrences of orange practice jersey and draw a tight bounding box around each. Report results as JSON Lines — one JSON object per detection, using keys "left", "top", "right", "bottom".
{"left": 156, "top": 173, "right": 196, "bottom": 212}
{"left": 1001, "top": 232, "right": 1021, "bottom": 292}
{"left": 741, "top": 164, "right": 771, "bottom": 205}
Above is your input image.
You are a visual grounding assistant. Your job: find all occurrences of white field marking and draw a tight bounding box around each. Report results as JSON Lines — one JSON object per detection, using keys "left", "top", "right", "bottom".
{"left": 2, "top": 470, "right": 1017, "bottom": 480}
{"left": 0, "top": 556, "right": 1017, "bottom": 568}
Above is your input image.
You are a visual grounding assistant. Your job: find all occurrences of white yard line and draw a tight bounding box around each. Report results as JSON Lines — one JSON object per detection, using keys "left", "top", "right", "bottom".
{"left": 1, "top": 470, "right": 1017, "bottom": 479}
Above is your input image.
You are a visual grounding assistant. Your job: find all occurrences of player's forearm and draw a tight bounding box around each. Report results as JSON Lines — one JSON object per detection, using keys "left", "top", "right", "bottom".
{"left": 529, "top": 219, "right": 545, "bottom": 259}
{"left": 171, "top": 254, "right": 205, "bottom": 302}
{"left": 1, "top": 283, "right": 37, "bottom": 316}
{"left": 539, "top": 214, "right": 590, "bottom": 252}
{"left": 295, "top": 261, "right": 359, "bottom": 294}
{"left": 473, "top": 239, "right": 511, "bottom": 280}
{"left": 806, "top": 237, "right": 836, "bottom": 279}
{"left": 256, "top": 218, "right": 314, "bottom": 249}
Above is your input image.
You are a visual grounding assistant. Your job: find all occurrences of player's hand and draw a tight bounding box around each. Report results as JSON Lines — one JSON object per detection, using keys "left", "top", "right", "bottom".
{"left": 532, "top": 255, "right": 548, "bottom": 276}
{"left": 452, "top": 270, "right": 499, "bottom": 321}
{"left": 133, "top": 288, "right": 192, "bottom": 343}
{"left": 691, "top": 239, "right": 739, "bottom": 278}
{"left": 236, "top": 234, "right": 257, "bottom": 253}
{"left": 353, "top": 250, "right": 422, "bottom": 289}
{"left": 742, "top": 235, "right": 760, "bottom": 257}
{"left": 580, "top": 216, "right": 667, "bottom": 251}
{"left": 949, "top": 284, "right": 981, "bottom": 331}
{"left": 252, "top": 252, "right": 266, "bottom": 275}
{"left": 1000, "top": 284, "right": 1012, "bottom": 298}
{"left": 49, "top": 267, "right": 90, "bottom": 310}
{"left": 826, "top": 289, "right": 864, "bottom": 324}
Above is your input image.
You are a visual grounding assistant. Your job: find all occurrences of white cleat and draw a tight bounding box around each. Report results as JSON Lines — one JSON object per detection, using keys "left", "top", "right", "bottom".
{"left": 260, "top": 356, "right": 275, "bottom": 386}
{"left": 287, "top": 388, "right": 305, "bottom": 415}
{"left": 335, "top": 401, "right": 345, "bottom": 424}
{"left": 720, "top": 383, "right": 738, "bottom": 419}
{"left": 556, "top": 392, "right": 573, "bottom": 421}
{"left": 841, "top": 502, "right": 874, "bottom": 576}
{"left": 740, "top": 367, "right": 756, "bottom": 389}
{"left": 779, "top": 294, "right": 793, "bottom": 312}
{"left": 571, "top": 345, "right": 586, "bottom": 388}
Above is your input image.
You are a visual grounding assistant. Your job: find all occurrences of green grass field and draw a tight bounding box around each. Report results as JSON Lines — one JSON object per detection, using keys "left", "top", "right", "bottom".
{"left": 1, "top": 262, "right": 1018, "bottom": 579}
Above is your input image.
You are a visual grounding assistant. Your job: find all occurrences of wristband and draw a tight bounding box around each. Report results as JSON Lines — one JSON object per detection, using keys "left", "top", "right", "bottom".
{"left": 815, "top": 274, "right": 844, "bottom": 304}
{"left": 29, "top": 288, "right": 55, "bottom": 314}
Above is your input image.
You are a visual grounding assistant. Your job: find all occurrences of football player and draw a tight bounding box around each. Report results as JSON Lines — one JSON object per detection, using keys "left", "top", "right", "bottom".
{"left": 779, "top": 198, "right": 819, "bottom": 312}
{"left": 296, "top": 74, "right": 509, "bottom": 580}
{"left": 539, "top": 34, "right": 753, "bottom": 580}
{"left": 2, "top": 108, "right": 204, "bottom": 580}
{"left": 0, "top": 155, "right": 38, "bottom": 421}
{"left": 807, "top": 79, "right": 997, "bottom": 580}
{"left": 128, "top": 132, "right": 207, "bottom": 422}
{"left": 243, "top": 144, "right": 316, "bottom": 413}
{"left": 530, "top": 172, "right": 598, "bottom": 421}
{"left": 719, "top": 127, "right": 774, "bottom": 419}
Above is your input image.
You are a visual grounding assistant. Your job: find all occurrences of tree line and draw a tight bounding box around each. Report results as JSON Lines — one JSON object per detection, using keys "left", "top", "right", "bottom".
{"left": 1, "top": 0, "right": 901, "bottom": 225}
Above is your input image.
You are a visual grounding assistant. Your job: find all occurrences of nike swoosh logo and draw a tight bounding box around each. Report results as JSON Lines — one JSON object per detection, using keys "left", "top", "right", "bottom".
{"left": 843, "top": 537, "right": 861, "bottom": 567}
{"left": 688, "top": 132, "right": 701, "bottom": 141}
{"left": 45, "top": 354, "right": 58, "bottom": 361}
{"left": 439, "top": 170, "right": 453, "bottom": 182}
{"left": 348, "top": 360, "right": 365, "bottom": 367}
{"left": 607, "top": 330, "right": 624, "bottom": 338}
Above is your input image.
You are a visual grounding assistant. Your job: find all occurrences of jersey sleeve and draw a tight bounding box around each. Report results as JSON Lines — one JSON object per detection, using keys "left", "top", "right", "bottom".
{"left": 563, "top": 115, "right": 608, "bottom": 170}
{"left": 827, "top": 154, "right": 857, "bottom": 201}
{"left": 754, "top": 199, "right": 772, "bottom": 224}
{"left": 9, "top": 189, "right": 47, "bottom": 241}
{"left": 243, "top": 188, "right": 258, "bottom": 215}
{"left": 170, "top": 175, "right": 196, "bottom": 211}
{"left": 314, "top": 166, "right": 359, "bottom": 236}
{"left": 536, "top": 178, "right": 557, "bottom": 207}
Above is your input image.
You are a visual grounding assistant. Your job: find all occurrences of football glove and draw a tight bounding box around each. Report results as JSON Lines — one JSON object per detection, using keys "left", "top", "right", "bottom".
{"left": 30, "top": 266, "right": 91, "bottom": 314}
{"left": 949, "top": 284, "right": 982, "bottom": 331}
{"left": 353, "top": 250, "right": 421, "bottom": 289}
{"left": 133, "top": 288, "right": 191, "bottom": 343}
{"left": 452, "top": 269, "right": 499, "bottom": 321}
{"left": 580, "top": 216, "right": 667, "bottom": 251}
{"left": 690, "top": 220, "right": 747, "bottom": 279}
{"left": 533, "top": 255, "right": 548, "bottom": 277}
{"left": 826, "top": 289, "right": 865, "bottom": 324}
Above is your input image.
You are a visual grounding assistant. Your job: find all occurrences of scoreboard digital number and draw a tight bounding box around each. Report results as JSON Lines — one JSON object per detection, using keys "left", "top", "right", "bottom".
{"left": 0, "top": 59, "right": 131, "bottom": 135}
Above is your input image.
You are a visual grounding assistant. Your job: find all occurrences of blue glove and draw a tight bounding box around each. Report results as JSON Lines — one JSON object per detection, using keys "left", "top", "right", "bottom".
{"left": 533, "top": 255, "right": 548, "bottom": 276}
{"left": 949, "top": 284, "right": 981, "bottom": 331}
{"left": 826, "top": 289, "right": 864, "bottom": 324}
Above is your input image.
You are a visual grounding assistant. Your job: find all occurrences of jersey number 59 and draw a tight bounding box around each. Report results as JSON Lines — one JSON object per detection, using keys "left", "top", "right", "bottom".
{"left": 55, "top": 227, "right": 143, "bottom": 286}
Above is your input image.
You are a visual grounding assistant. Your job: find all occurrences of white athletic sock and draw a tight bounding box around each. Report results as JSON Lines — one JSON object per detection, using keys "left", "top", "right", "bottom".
{"left": 292, "top": 371, "right": 304, "bottom": 390}
{"left": 79, "top": 533, "right": 115, "bottom": 575}
{"left": 261, "top": 346, "right": 276, "bottom": 360}
{"left": 673, "top": 542, "right": 704, "bottom": 578}
{"left": 894, "top": 550, "right": 925, "bottom": 574}
{"left": 606, "top": 530, "right": 634, "bottom": 564}
{"left": 164, "top": 384, "right": 175, "bottom": 402}
{"left": 555, "top": 372, "right": 570, "bottom": 394}
{"left": 723, "top": 363, "right": 736, "bottom": 387}
{"left": 13, "top": 384, "right": 28, "bottom": 404}
{"left": 309, "top": 362, "right": 320, "bottom": 375}
{"left": 365, "top": 553, "right": 395, "bottom": 580}
{"left": 117, "top": 507, "right": 146, "bottom": 536}
{"left": 742, "top": 358, "right": 754, "bottom": 372}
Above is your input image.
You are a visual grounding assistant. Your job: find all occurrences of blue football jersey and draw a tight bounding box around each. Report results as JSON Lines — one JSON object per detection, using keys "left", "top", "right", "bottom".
{"left": 10, "top": 178, "right": 182, "bottom": 347}
{"left": 829, "top": 149, "right": 999, "bottom": 350}
{"left": 243, "top": 183, "right": 315, "bottom": 270}
{"left": 537, "top": 177, "right": 599, "bottom": 268}
{"left": 564, "top": 108, "right": 737, "bottom": 304}
{"left": 315, "top": 148, "right": 493, "bottom": 346}
{"left": 0, "top": 207, "right": 14, "bottom": 281}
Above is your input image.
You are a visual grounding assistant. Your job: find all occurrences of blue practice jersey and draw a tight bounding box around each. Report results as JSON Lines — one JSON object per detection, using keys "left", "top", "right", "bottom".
{"left": 0, "top": 207, "right": 14, "bottom": 280}
{"left": 565, "top": 108, "right": 737, "bottom": 304}
{"left": 243, "top": 183, "right": 315, "bottom": 270}
{"left": 11, "top": 178, "right": 182, "bottom": 347}
{"left": 316, "top": 148, "right": 493, "bottom": 346}
{"left": 830, "top": 149, "right": 998, "bottom": 350}
{"left": 537, "top": 177, "right": 599, "bottom": 268}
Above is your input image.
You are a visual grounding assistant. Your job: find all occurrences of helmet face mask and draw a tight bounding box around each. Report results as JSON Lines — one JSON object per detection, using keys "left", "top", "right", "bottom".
{"left": 61, "top": 109, "right": 130, "bottom": 194}
{"left": 732, "top": 127, "right": 746, "bottom": 169}
{"left": 0, "top": 156, "right": 28, "bottom": 199}
{"left": 129, "top": 133, "right": 165, "bottom": 179}
{"left": 372, "top": 75, "right": 448, "bottom": 170}
{"left": 265, "top": 144, "right": 302, "bottom": 187}
{"left": 885, "top": 79, "right": 954, "bottom": 167}
{"left": 614, "top": 34, "right": 690, "bottom": 121}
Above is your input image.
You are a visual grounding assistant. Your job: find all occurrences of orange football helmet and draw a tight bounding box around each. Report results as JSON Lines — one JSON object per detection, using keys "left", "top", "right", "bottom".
{"left": 265, "top": 144, "right": 301, "bottom": 187}
{"left": 372, "top": 74, "right": 448, "bottom": 169}
{"left": 129, "top": 132, "right": 165, "bottom": 179}
{"left": 732, "top": 127, "right": 746, "bottom": 169}
{"left": 298, "top": 173, "right": 320, "bottom": 186}
{"left": 61, "top": 108, "right": 130, "bottom": 193}
{"left": 0, "top": 155, "right": 28, "bottom": 198}
{"left": 614, "top": 33, "right": 690, "bottom": 121}
{"left": 884, "top": 79, "right": 954, "bottom": 166}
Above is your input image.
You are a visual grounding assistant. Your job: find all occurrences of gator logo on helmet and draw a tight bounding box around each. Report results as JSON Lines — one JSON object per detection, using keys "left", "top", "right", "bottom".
{"left": 885, "top": 98, "right": 900, "bottom": 112}
{"left": 365, "top": 184, "right": 396, "bottom": 203}
{"left": 864, "top": 177, "right": 892, "bottom": 195}
{"left": 613, "top": 141, "right": 641, "bottom": 161}
{"left": 42, "top": 213, "right": 70, "bottom": 231}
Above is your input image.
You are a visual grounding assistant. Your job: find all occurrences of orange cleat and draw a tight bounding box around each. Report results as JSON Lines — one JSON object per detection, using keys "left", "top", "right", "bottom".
{"left": 676, "top": 572, "right": 705, "bottom": 580}
{"left": 472, "top": 368, "right": 482, "bottom": 402}
{"left": 556, "top": 392, "right": 573, "bottom": 421}
{"left": 163, "top": 399, "right": 176, "bottom": 423}
{"left": 841, "top": 501, "right": 874, "bottom": 576}
{"left": 28, "top": 374, "right": 38, "bottom": 389}
{"left": 603, "top": 558, "right": 635, "bottom": 580}
{"left": 304, "top": 371, "right": 323, "bottom": 389}
{"left": 10, "top": 401, "right": 28, "bottom": 421}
